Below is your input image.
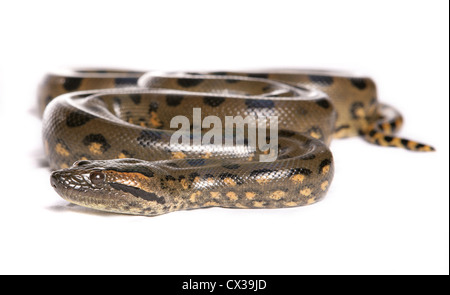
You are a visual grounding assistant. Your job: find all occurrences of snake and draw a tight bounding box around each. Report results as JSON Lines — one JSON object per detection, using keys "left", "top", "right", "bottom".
{"left": 39, "top": 69, "right": 435, "bottom": 216}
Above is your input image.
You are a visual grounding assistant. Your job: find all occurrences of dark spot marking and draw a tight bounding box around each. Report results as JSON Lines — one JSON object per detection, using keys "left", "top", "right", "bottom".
{"left": 129, "top": 94, "right": 141, "bottom": 105}
{"left": 401, "top": 139, "right": 410, "bottom": 149}
{"left": 350, "top": 78, "right": 367, "bottom": 90}
{"left": 188, "top": 172, "right": 201, "bottom": 182}
{"left": 82, "top": 134, "right": 111, "bottom": 153}
{"left": 250, "top": 169, "right": 274, "bottom": 177}
{"left": 316, "top": 99, "right": 331, "bottom": 109}
{"left": 302, "top": 154, "right": 316, "bottom": 160}
{"left": 368, "top": 129, "right": 377, "bottom": 137}
{"left": 416, "top": 143, "right": 425, "bottom": 149}
{"left": 113, "top": 97, "right": 122, "bottom": 106}
{"left": 148, "top": 101, "right": 159, "bottom": 113}
{"left": 177, "top": 78, "right": 203, "bottom": 88}
{"left": 222, "top": 164, "right": 240, "bottom": 170}
{"left": 114, "top": 77, "right": 138, "bottom": 86}
{"left": 288, "top": 167, "right": 312, "bottom": 177}
{"left": 66, "top": 111, "right": 94, "bottom": 128}
{"left": 245, "top": 99, "right": 275, "bottom": 109}
{"left": 335, "top": 125, "right": 350, "bottom": 133}
{"left": 384, "top": 136, "right": 394, "bottom": 143}
{"left": 63, "top": 77, "right": 83, "bottom": 91}
{"left": 279, "top": 130, "right": 296, "bottom": 137}
{"left": 309, "top": 75, "right": 334, "bottom": 86}
{"left": 110, "top": 183, "right": 165, "bottom": 204}
{"left": 210, "top": 71, "right": 228, "bottom": 76}
{"left": 390, "top": 121, "right": 398, "bottom": 131}
{"left": 203, "top": 96, "right": 225, "bottom": 107}
{"left": 225, "top": 78, "right": 239, "bottom": 84}
{"left": 186, "top": 159, "right": 206, "bottom": 167}
{"left": 166, "top": 94, "right": 184, "bottom": 107}
{"left": 203, "top": 173, "right": 214, "bottom": 179}
{"left": 248, "top": 73, "right": 269, "bottom": 79}
{"left": 165, "top": 175, "right": 176, "bottom": 181}
{"left": 137, "top": 130, "right": 163, "bottom": 147}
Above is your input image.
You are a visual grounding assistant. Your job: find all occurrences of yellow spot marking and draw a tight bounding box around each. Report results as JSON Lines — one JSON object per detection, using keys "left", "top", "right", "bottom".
{"left": 321, "top": 165, "right": 330, "bottom": 175}
{"left": 235, "top": 203, "right": 248, "bottom": 209}
{"left": 382, "top": 122, "right": 392, "bottom": 134}
{"left": 226, "top": 192, "right": 238, "bottom": 201}
{"left": 206, "top": 178, "right": 215, "bottom": 185}
{"left": 307, "top": 198, "right": 316, "bottom": 205}
{"left": 253, "top": 201, "right": 265, "bottom": 208}
{"left": 321, "top": 180, "right": 329, "bottom": 191}
{"left": 149, "top": 111, "right": 163, "bottom": 128}
{"left": 224, "top": 178, "right": 237, "bottom": 187}
{"left": 355, "top": 108, "right": 366, "bottom": 118}
{"left": 210, "top": 192, "right": 221, "bottom": 199}
{"left": 180, "top": 179, "right": 189, "bottom": 190}
{"left": 172, "top": 151, "right": 186, "bottom": 159}
{"left": 139, "top": 121, "right": 147, "bottom": 128}
{"left": 60, "top": 163, "right": 69, "bottom": 169}
{"left": 420, "top": 145, "right": 434, "bottom": 152}
{"left": 245, "top": 192, "right": 256, "bottom": 200}
{"left": 118, "top": 153, "right": 128, "bottom": 159}
{"left": 407, "top": 140, "right": 417, "bottom": 150}
{"left": 104, "top": 171, "right": 153, "bottom": 192}
{"left": 291, "top": 174, "right": 305, "bottom": 184}
{"left": 88, "top": 142, "right": 103, "bottom": 155}
{"left": 300, "top": 188, "right": 312, "bottom": 197}
{"left": 256, "top": 177, "right": 271, "bottom": 185}
{"left": 55, "top": 143, "right": 70, "bottom": 157}
{"left": 189, "top": 191, "right": 202, "bottom": 203}
{"left": 392, "top": 137, "right": 403, "bottom": 148}
{"left": 201, "top": 152, "right": 212, "bottom": 159}
{"left": 310, "top": 131, "right": 321, "bottom": 139}
{"left": 203, "top": 201, "right": 219, "bottom": 207}
{"left": 285, "top": 201, "right": 298, "bottom": 207}
{"left": 270, "top": 190, "right": 286, "bottom": 200}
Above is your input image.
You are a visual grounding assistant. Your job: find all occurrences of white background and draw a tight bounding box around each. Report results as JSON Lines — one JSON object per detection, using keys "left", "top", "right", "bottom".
{"left": 0, "top": 0, "right": 448, "bottom": 275}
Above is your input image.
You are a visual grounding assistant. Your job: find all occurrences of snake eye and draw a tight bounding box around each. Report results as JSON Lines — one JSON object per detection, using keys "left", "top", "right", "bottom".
{"left": 90, "top": 171, "right": 105, "bottom": 186}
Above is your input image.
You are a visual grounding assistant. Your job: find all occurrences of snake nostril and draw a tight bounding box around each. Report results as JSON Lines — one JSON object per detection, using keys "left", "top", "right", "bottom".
{"left": 73, "top": 160, "right": 91, "bottom": 167}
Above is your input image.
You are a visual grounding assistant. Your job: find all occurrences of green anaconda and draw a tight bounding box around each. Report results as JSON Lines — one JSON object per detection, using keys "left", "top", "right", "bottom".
{"left": 39, "top": 69, "right": 434, "bottom": 216}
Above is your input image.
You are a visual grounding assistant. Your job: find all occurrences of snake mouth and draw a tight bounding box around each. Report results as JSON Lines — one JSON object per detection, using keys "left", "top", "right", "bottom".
{"left": 50, "top": 167, "right": 169, "bottom": 216}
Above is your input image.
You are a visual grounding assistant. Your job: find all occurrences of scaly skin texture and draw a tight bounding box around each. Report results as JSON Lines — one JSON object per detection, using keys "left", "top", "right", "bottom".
{"left": 41, "top": 69, "right": 434, "bottom": 216}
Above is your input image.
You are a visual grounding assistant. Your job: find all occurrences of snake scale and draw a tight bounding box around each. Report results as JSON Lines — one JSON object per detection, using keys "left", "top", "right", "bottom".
{"left": 39, "top": 69, "right": 434, "bottom": 216}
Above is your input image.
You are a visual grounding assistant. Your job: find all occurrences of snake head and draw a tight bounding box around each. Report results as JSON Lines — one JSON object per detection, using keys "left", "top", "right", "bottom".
{"left": 50, "top": 159, "right": 172, "bottom": 216}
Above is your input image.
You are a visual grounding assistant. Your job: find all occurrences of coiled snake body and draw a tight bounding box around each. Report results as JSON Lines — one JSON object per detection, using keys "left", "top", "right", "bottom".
{"left": 40, "top": 69, "right": 434, "bottom": 216}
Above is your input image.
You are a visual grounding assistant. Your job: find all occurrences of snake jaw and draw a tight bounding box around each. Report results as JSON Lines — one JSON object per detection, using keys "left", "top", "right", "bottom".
{"left": 50, "top": 160, "right": 172, "bottom": 216}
